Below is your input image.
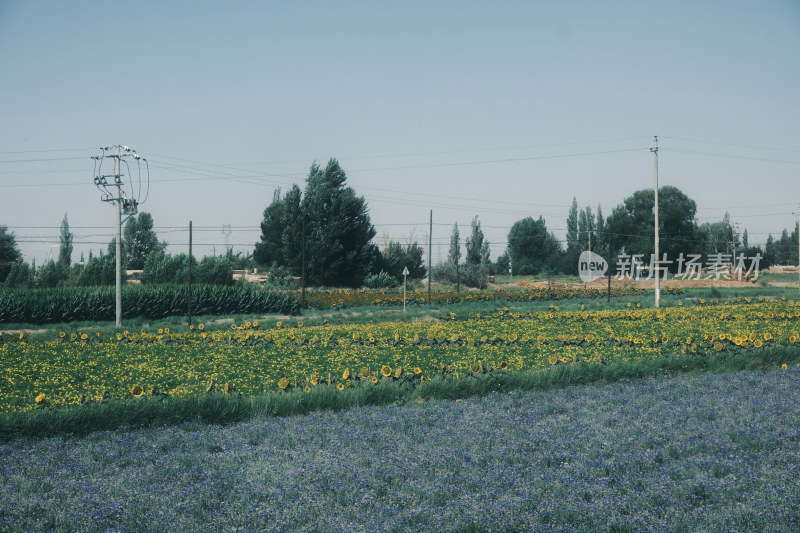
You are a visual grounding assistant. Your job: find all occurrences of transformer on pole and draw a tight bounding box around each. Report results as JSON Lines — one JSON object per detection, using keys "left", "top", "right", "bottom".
{"left": 92, "top": 145, "right": 150, "bottom": 326}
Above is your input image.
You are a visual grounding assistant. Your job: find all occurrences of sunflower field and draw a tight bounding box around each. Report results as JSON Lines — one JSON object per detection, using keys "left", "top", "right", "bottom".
{"left": 1, "top": 296, "right": 798, "bottom": 415}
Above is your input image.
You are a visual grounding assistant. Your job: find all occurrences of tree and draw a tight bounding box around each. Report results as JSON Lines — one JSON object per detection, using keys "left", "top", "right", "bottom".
{"left": 381, "top": 241, "right": 426, "bottom": 281}
{"left": 301, "top": 159, "right": 377, "bottom": 286}
{"left": 563, "top": 198, "right": 580, "bottom": 275}
{"left": 465, "top": 216, "right": 486, "bottom": 266}
{"left": 36, "top": 260, "right": 69, "bottom": 288}
{"left": 123, "top": 212, "right": 166, "bottom": 270}
{"left": 594, "top": 205, "right": 608, "bottom": 259}
{"left": 606, "top": 186, "right": 698, "bottom": 271}
{"left": 255, "top": 159, "right": 378, "bottom": 287}
{"left": 77, "top": 255, "right": 115, "bottom": 286}
{"left": 448, "top": 224, "right": 461, "bottom": 265}
{"left": 280, "top": 184, "right": 304, "bottom": 275}
{"left": 699, "top": 212, "right": 736, "bottom": 260}
{"left": 4, "top": 261, "right": 33, "bottom": 288}
{"left": 0, "top": 225, "right": 22, "bottom": 282}
{"left": 578, "top": 206, "right": 594, "bottom": 253}
{"left": 507, "top": 216, "right": 562, "bottom": 275}
{"left": 254, "top": 188, "right": 284, "bottom": 267}
{"left": 58, "top": 214, "right": 73, "bottom": 267}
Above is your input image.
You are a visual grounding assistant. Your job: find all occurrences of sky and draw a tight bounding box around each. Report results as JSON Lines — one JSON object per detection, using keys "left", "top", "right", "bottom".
{"left": 1, "top": 0, "right": 799, "bottom": 268}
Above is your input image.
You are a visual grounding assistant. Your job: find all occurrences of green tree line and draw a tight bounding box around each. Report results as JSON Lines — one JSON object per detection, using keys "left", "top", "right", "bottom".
{"left": 2, "top": 159, "right": 798, "bottom": 290}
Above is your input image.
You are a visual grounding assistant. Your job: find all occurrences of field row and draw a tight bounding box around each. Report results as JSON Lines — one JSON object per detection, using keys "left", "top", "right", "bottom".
{"left": 1, "top": 300, "right": 798, "bottom": 413}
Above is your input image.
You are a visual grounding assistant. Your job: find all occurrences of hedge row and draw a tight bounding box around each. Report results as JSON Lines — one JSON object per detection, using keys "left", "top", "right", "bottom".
{"left": 0, "top": 285, "right": 300, "bottom": 325}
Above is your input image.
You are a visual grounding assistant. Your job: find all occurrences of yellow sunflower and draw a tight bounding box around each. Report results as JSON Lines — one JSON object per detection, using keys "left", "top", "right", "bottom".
{"left": 381, "top": 365, "right": 392, "bottom": 378}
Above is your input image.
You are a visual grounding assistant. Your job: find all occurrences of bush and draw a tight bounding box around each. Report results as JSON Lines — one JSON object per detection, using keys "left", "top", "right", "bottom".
{"left": 430, "top": 263, "right": 488, "bottom": 290}
{"left": 266, "top": 262, "right": 292, "bottom": 289}
{"left": 195, "top": 256, "right": 233, "bottom": 286}
{"left": 363, "top": 271, "right": 399, "bottom": 289}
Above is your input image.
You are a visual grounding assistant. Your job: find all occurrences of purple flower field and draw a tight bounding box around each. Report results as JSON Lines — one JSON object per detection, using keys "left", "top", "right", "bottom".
{"left": 2, "top": 368, "right": 799, "bottom": 532}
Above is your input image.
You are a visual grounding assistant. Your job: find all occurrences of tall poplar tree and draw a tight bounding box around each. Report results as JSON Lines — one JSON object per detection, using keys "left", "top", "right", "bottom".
{"left": 58, "top": 214, "right": 73, "bottom": 266}
{"left": 448, "top": 224, "right": 461, "bottom": 265}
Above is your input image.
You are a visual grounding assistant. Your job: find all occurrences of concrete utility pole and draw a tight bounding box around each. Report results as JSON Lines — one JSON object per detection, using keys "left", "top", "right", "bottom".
{"left": 92, "top": 145, "right": 149, "bottom": 327}
{"left": 650, "top": 136, "right": 660, "bottom": 309}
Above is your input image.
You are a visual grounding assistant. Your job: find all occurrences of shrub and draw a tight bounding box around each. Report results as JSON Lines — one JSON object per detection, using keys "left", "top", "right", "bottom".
{"left": 363, "top": 271, "right": 398, "bottom": 288}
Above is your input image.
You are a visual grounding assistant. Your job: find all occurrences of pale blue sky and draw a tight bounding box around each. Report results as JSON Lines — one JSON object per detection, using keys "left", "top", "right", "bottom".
{"left": 1, "top": 1, "right": 799, "bottom": 266}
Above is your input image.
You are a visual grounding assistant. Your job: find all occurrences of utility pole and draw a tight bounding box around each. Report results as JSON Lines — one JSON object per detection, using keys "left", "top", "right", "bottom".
{"left": 427, "top": 209, "right": 432, "bottom": 305}
{"left": 188, "top": 221, "right": 193, "bottom": 326}
{"left": 650, "top": 136, "right": 660, "bottom": 309}
{"left": 92, "top": 145, "right": 149, "bottom": 327}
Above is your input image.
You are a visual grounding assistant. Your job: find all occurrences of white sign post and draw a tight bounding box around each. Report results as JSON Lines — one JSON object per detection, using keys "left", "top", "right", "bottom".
{"left": 402, "top": 266, "right": 409, "bottom": 312}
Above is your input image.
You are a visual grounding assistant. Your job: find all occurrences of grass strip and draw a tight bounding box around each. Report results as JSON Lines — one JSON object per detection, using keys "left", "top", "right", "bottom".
{"left": 2, "top": 345, "right": 798, "bottom": 442}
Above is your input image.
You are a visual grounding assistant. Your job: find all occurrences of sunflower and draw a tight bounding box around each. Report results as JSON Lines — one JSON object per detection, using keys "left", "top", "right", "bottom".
{"left": 297, "top": 321, "right": 303, "bottom": 328}
{"left": 548, "top": 355, "right": 558, "bottom": 365}
{"left": 35, "top": 393, "right": 47, "bottom": 404}
{"left": 131, "top": 385, "right": 144, "bottom": 397}
{"left": 278, "top": 378, "right": 289, "bottom": 390}
{"left": 276, "top": 321, "right": 282, "bottom": 328}
{"left": 499, "top": 361, "right": 508, "bottom": 370}
{"left": 381, "top": 365, "right": 392, "bottom": 377}
{"left": 198, "top": 323, "right": 205, "bottom": 330}
{"left": 754, "top": 339, "right": 763, "bottom": 348}
{"left": 158, "top": 328, "right": 164, "bottom": 334}
{"left": 80, "top": 333, "right": 88, "bottom": 340}
{"left": 791, "top": 336, "right": 797, "bottom": 344}
{"left": 508, "top": 333, "right": 518, "bottom": 343}
{"left": 561, "top": 357, "right": 569, "bottom": 364}
{"left": 116, "top": 333, "right": 123, "bottom": 341}
{"left": 59, "top": 331, "right": 66, "bottom": 338}
{"left": 337, "top": 383, "right": 345, "bottom": 391}
{"left": 371, "top": 376, "right": 379, "bottom": 384}
{"left": 394, "top": 367, "right": 403, "bottom": 379}
{"left": 782, "top": 363, "right": 788, "bottom": 370}
{"left": 714, "top": 342, "right": 724, "bottom": 352}
{"left": 304, "top": 385, "right": 311, "bottom": 393}
{"left": 413, "top": 367, "right": 422, "bottom": 375}
{"left": 342, "top": 368, "right": 350, "bottom": 380}
{"left": 164, "top": 327, "right": 170, "bottom": 334}
{"left": 764, "top": 332, "right": 773, "bottom": 341}
{"left": 470, "top": 361, "right": 483, "bottom": 373}
{"left": 537, "top": 335, "right": 546, "bottom": 344}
